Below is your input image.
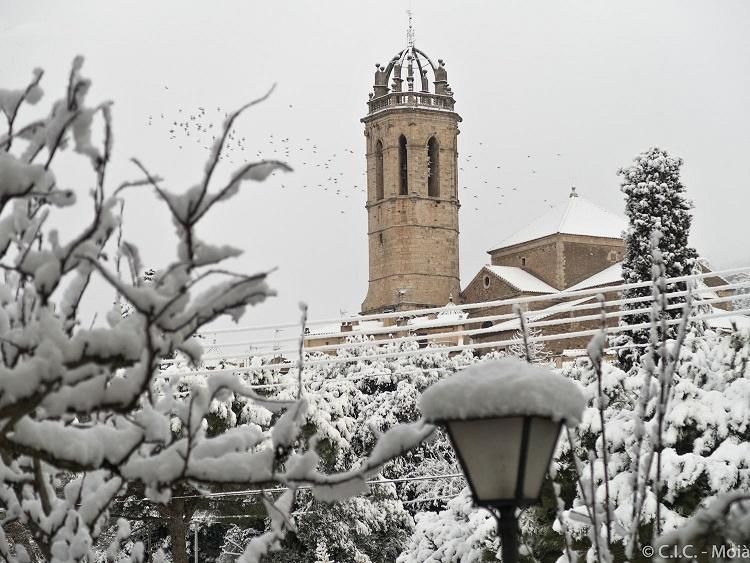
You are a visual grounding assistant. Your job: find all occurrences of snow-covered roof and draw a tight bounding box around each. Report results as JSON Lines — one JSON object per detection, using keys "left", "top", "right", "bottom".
{"left": 408, "top": 315, "right": 433, "bottom": 327}
{"left": 409, "top": 311, "right": 468, "bottom": 330}
{"left": 490, "top": 192, "right": 626, "bottom": 251}
{"left": 706, "top": 307, "right": 750, "bottom": 331}
{"left": 477, "top": 261, "right": 623, "bottom": 297}
{"left": 437, "top": 299, "right": 469, "bottom": 320}
{"left": 306, "top": 323, "right": 344, "bottom": 336}
{"left": 353, "top": 320, "right": 384, "bottom": 332}
{"left": 420, "top": 358, "right": 585, "bottom": 425}
{"left": 407, "top": 298, "right": 468, "bottom": 328}
{"left": 566, "top": 262, "right": 623, "bottom": 292}
{"left": 485, "top": 266, "right": 558, "bottom": 294}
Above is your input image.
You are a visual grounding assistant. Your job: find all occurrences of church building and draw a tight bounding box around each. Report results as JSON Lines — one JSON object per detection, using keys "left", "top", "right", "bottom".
{"left": 356, "top": 37, "right": 635, "bottom": 348}
{"left": 306, "top": 37, "right": 745, "bottom": 356}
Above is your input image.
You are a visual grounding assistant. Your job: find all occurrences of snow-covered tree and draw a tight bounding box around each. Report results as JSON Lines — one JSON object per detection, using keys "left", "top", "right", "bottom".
{"left": 729, "top": 271, "right": 750, "bottom": 312}
{"left": 98, "top": 356, "right": 287, "bottom": 561}
{"left": 559, "top": 325, "right": 750, "bottom": 560}
{"left": 312, "top": 541, "right": 333, "bottom": 563}
{"left": 616, "top": 147, "right": 698, "bottom": 370}
{"left": 397, "top": 278, "right": 750, "bottom": 563}
{"left": 398, "top": 487, "right": 499, "bottom": 562}
{"left": 508, "top": 327, "right": 552, "bottom": 365}
{"left": 236, "top": 337, "right": 474, "bottom": 562}
{"left": 0, "top": 60, "right": 432, "bottom": 563}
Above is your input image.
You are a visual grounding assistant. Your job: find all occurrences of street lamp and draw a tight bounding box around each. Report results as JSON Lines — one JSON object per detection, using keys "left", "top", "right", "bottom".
{"left": 420, "top": 358, "right": 585, "bottom": 563}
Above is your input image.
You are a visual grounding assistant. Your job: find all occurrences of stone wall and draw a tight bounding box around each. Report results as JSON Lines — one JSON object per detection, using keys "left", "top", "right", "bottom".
{"left": 489, "top": 238, "right": 562, "bottom": 289}
{"left": 360, "top": 106, "right": 461, "bottom": 314}
{"left": 461, "top": 267, "right": 521, "bottom": 306}
{"left": 363, "top": 107, "right": 460, "bottom": 201}
{"left": 488, "top": 234, "right": 625, "bottom": 290}
{"left": 560, "top": 237, "right": 624, "bottom": 288}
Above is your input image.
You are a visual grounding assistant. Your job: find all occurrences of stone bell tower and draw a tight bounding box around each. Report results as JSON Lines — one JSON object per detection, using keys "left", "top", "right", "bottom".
{"left": 361, "top": 39, "right": 461, "bottom": 315}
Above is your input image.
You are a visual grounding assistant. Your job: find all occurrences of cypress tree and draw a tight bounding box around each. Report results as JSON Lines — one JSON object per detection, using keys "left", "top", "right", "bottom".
{"left": 616, "top": 147, "right": 698, "bottom": 370}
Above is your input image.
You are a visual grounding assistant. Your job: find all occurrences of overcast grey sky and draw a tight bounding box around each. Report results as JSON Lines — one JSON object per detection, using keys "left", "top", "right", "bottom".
{"left": 2, "top": 1, "right": 749, "bottom": 330}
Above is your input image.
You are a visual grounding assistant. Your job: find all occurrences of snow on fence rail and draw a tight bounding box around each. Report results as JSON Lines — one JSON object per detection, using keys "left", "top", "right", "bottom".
{"left": 197, "top": 280, "right": 750, "bottom": 353}
{"left": 170, "top": 306, "right": 750, "bottom": 381}
{"left": 196, "top": 265, "right": 750, "bottom": 336}
{"left": 175, "top": 285, "right": 749, "bottom": 365}
{"left": 195, "top": 275, "right": 750, "bottom": 360}
{"left": 162, "top": 269, "right": 750, "bottom": 372}
{"left": 162, "top": 326, "right": 738, "bottom": 392}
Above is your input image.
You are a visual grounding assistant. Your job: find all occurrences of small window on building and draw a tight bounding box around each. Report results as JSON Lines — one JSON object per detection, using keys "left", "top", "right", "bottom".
{"left": 375, "top": 140, "right": 384, "bottom": 200}
{"left": 483, "top": 275, "right": 491, "bottom": 289}
{"left": 399, "top": 135, "right": 408, "bottom": 195}
{"left": 480, "top": 321, "right": 493, "bottom": 329}
{"left": 521, "top": 257, "right": 527, "bottom": 267}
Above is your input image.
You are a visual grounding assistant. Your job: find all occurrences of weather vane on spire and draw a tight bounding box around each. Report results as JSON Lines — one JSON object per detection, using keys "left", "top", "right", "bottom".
{"left": 406, "top": 9, "right": 415, "bottom": 48}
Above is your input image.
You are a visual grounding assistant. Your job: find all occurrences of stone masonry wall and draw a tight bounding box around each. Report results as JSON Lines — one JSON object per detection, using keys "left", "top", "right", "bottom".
{"left": 488, "top": 234, "right": 626, "bottom": 290}
{"left": 361, "top": 106, "right": 461, "bottom": 314}
{"left": 490, "top": 239, "right": 561, "bottom": 289}
{"left": 560, "top": 237, "right": 624, "bottom": 289}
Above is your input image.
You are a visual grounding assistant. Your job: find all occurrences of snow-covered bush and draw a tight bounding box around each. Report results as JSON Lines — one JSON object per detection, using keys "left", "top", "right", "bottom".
{"left": 397, "top": 315, "right": 750, "bottom": 563}
{"left": 243, "top": 338, "right": 477, "bottom": 561}
{"left": 558, "top": 325, "right": 750, "bottom": 560}
{"left": 728, "top": 272, "right": 750, "bottom": 312}
{"left": 398, "top": 487, "right": 500, "bottom": 562}
{"left": 508, "top": 327, "right": 552, "bottom": 365}
{"left": 0, "top": 60, "right": 432, "bottom": 563}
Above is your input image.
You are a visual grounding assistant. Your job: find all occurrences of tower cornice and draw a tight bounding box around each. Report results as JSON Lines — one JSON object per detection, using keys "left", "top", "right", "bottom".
{"left": 361, "top": 100, "right": 462, "bottom": 124}
{"left": 365, "top": 194, "right": 460, "bottom": 210}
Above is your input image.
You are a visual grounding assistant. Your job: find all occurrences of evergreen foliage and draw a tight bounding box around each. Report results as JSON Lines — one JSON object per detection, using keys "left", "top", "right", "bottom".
{"left": 272, "top": 338, "right": 474, "bottom": 561}
{"left": 398, "top": 328, "right": 750, "bottom": 561}
{"left": 509, "top": 327, "right": 552, "bottom": 365}
{"left": 616, "top": 147, "right": 698, "bottom": 370}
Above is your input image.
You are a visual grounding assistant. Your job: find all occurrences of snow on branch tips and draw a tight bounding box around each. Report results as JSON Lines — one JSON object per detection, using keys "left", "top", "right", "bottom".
{"left": 0, "top": 60, "right": 430, "bottom": 562}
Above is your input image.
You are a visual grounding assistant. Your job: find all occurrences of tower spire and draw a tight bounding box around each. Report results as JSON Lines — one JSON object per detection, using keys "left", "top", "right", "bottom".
{"left": 406, "top": 10, "right": 415, "bottom": 48}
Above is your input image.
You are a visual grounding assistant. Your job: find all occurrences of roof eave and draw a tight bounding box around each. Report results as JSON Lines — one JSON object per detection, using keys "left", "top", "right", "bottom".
{"left": 488, "top": 232, "right": 624, "bottom": 255}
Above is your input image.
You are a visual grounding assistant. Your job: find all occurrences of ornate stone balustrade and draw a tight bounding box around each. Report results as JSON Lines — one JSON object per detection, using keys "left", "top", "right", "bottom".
{"left": 368, "top": 92, "right": 455, "bottom": 114}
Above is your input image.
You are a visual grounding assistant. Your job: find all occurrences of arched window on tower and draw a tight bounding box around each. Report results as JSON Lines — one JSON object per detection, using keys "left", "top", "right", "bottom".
{"left": 399, "top": 135, "right": 408, "bottom": 195}
{"left": 427, "top": 136, "right": 440, "bottom": 197}
{"left": 375, "top": 140, "right": 384, "bottom": 200}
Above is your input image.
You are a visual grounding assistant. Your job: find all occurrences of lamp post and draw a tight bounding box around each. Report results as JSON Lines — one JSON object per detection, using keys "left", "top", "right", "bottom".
{"left": 443, "top": 414, "right": 563, "bottom": 562}
{"left": 420, "top": 358, "right": 585, "bottom": 563}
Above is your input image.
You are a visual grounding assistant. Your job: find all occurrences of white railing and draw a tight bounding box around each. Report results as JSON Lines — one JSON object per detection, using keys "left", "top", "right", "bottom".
{"left": 169, "top": 267, "right": 750, "bottom": 373}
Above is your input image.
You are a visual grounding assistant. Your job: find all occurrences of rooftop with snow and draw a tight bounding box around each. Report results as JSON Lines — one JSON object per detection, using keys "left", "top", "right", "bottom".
{"left": 490, "top": 187, "right": 627, "bottom": 252}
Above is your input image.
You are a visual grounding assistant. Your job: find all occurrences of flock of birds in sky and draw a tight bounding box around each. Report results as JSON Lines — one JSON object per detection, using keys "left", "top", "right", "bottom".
{"left": 147, "top": 99, "right": 567, "bottom": 215}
